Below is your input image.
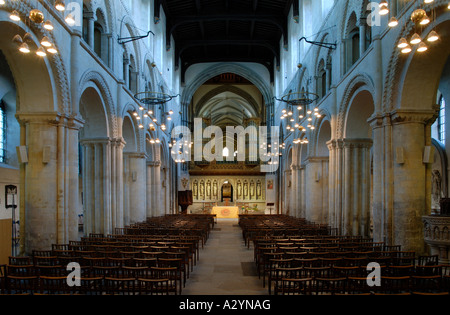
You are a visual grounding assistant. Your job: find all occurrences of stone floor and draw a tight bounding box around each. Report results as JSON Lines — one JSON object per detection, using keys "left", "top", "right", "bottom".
{"left": 182, "top": 218, "right": 268, "bottom": 295}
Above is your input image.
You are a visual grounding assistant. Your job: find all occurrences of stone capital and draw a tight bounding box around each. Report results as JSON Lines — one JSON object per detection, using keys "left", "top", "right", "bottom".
{"left": 390, "top": 109, "right": 438, "bottom": 125}
{"left": 342, "top": 138, "right": 373, "bottom": 149}
{"left": 123, "top": 152, "right": 148, "bottom": 160}
{"left": 147, "top": 160, "right": 161, "bottom": 167}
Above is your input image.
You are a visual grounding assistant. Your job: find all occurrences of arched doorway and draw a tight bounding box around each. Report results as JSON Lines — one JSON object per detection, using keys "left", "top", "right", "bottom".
{"left": 221, "top": 181, "right": 234, "bottom": 204}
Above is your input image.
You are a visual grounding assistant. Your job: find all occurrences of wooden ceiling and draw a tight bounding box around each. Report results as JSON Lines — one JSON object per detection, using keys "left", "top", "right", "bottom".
{"left": 155, "top": 0, "right": 296, "bottom": 82}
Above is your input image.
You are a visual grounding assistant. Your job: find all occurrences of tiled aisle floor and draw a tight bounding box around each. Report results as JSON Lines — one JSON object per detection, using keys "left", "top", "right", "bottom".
{"left": 182, "top": 219, "right": 268, "bottom": 295}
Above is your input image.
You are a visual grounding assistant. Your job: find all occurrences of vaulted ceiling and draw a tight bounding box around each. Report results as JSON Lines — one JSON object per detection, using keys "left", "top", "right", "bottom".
{"left": 155, "top": 0, "right": 296, "bottom": 83}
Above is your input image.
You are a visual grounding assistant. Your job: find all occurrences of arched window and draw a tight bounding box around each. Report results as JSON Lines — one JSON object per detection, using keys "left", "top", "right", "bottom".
{"left": 94, "top": 22, "right": 103, "bottom": 58}
{"left": 129, "top": 55, "right": 138, "bottom": 94}
{"left": 82, "top": 5, "right": 90, "bottom": 43}
{"left": 351, "top": 29, "right": 360, "bottom": 65}
{"left": 0, "top": 101, "right": 6, "bottom": 163}
{"left": 345, "top": 12, "right": 360, "bottom": 72}
{"left": 317, "top": 60, "right": 327, "bottom": 99}
{"left": 93, "top": 9, "right": 109, "bottom": 65}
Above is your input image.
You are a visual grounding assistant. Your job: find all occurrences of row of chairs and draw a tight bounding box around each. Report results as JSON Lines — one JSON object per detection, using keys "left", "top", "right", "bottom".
{"left": 238, "top": 215, "right": 450, "bottom": 295}
{"left": 266, "top": 263, "right": 450, "bottom": 295}
{"left": 275, "top": 275, "right": 450, "bottom": 295}
{"left": 2, "top": 215, "right": 213, "bottom": 295}
{"left": 1, "top": 265, "right": 180, "bottom": 295}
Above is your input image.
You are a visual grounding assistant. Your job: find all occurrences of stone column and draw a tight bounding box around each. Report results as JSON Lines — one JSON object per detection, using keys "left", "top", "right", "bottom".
{"left": 291, "top": 164, "right": 300, "bottom": 217}
{"left": 147, "top": 160, "right": 161, "bottom": 217}
{"left": 328, "top": 139, "right": 372, "bottom": 236}
{"left": 299, "top": 164, "right": 306, "bottom": 219}
{"left": 17, "top": 113, "right": 83, "bottom": 253}
{"left": 304, "top": 157, "right": 329, "bottom": 224}
{"left": 123, "top": 152, "right": 147, "bottom": 224}
{"left": 81, "top": 138, "right": 119, "bottom": 236}
{"left": 327, "top": 139, "right": 344, "bottom": 232}
{"left": 343, "top": 139, "right": 373, "bottom": 236}
{"left": 369, "top": 114, "right": 393, "bottom": 244}
{"left": 390, "top": 110, "right": 436, "bottom": 254}
{"left": 359, "top": 19, "right": 367, "bottom": 55}
{"left": 111, "top": 138, "right": 125, "bottom": 230}
{"left": 85, "top": 11, "right": 95, "bottom": 48}
{"left": 284, "top": 168, "right": 292, "bottom": 215}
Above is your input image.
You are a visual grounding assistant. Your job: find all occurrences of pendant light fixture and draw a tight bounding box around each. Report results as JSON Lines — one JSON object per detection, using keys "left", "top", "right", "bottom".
{"left": 385, "top": 1, "right": 443, "bottom": 55}
{"left": 4, "top": 1, "right": 63, "bottom": 57}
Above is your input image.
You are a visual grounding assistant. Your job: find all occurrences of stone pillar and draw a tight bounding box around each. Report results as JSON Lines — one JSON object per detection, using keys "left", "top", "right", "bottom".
{"left": 85, "top": 11, "right": 95, "bottom": 48}
{"left": 299, "top": 165, "right": 306, "bottom": 219}
{"left": 343, "top": 139, "right": 373, "bottom": 236}
{"left": 284, "top": 168, "right": 292, "bottom": 215}
{"left": 328, "top": 139, "right": 372, "bottom": 236}
{"left": 304, "top": 157, "right": 329, "bottom": 224}
{"left": 327, "top": 139, "right": 344, "bottom": 232}
{"left": 359, "top": 19, "right": 367, "bottom": 55}
{"left": 111, "top": 138, "right": 125, "bottom": 230}
{"left": 291, "top": 164, "right": 300, "bottom": 217}
{"left": 390, "top": 110, "right": 436, "bottom": 254}
{"left": 369, "top": 114, "right": 393, "bottom": 244}
{"left": 147, "top": 160, "right": 161, "bottom": 217}
{"left": 81, "top": 138, "right": 112, "bottom": 236}
{"left": 124, "top": 152, "right": 148, "bottom": 224}
{"left": 17, "top": 114, "right": 83, "bottom": 253}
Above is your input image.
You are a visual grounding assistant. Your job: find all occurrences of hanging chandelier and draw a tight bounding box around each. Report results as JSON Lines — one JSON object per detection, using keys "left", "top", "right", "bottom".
{"left": 133, "top": 91, "right": 179, "bottom": 145}
{"left": 383, "top": 0, "right": 446, "bottom": 55}
{"left": 0, "top": 0, "right": 76, "bottom": 57}
{"left": 274, "top": 91, "right": 321, "bottom": 145}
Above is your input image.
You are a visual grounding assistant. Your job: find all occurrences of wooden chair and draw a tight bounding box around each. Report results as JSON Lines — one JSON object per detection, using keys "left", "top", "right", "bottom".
{"left": 377, "top": 276, "right": 411, "bottom": 294}
{"left": 6, "top": 275, "right": 39, "bottom": 294}
{"left": 272, "top": 267, "right": 305, "bottom": 295}
{"left": 0, "top": 265, "right": 6, "bottom": 294}
{"left": 265, "top": 258, "right": 293, "bottom": 292}
{"left": 150, "top": 267, "right": 179, "bottom": 295}
{"left": 280, "top": 278, "right": 314, "bottom": 295}
{"left": 411, "top": 275, "right": 443, "bottom": 293}
{"left": 73, "top": 276, "right": 104, "bottom": 295}
{"left": 104, "top": 276, "right": 137, "bottom": 295}
{"left": 315, "top": 277, "right": 347, "bottom": 295}
{"left": 386, "top": 265, "right": 414, "bottom": 277}
{"left": 158, "top": 258, "right": 186, "bottom": 289}
{"left": 7, "top": 265, "right": 36, "bottom": 277}
{"left": 39, "top": 276, "right": 71, "bottom": 295}
{"left": 138, "top": 278, "right": 170, "bottom": 295}
{"left": 347, "top": 277, "right": 374, "bottom": 295}
{"left": 9, "top": 257, "right": 32, "bottom": 266}
{"left": 332, "top": 266, "right": 364, "bottom": 278}
{"left": 415, "top": 264, "right": 443, "bottom": 276}
{"left": 418, "top": 255, "right": 439, "bottom": 266}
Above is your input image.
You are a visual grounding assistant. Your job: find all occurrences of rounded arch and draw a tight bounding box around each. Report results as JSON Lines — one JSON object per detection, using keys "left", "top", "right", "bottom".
{"left": 344, "top": 88, "right": 375, "bottom": 139}
{"left": 79, "top": 84, "right": 109, "bottom": 139}
{"left": 0, "top": 12, "right": 69, "bottom": 114}
{"left": 195, "top": 85, "right": 261, "bottom": 118}
{"left": 78, "top": 70, "right": 117, "bottom": 138}
{"left": 337, "top": 73, "right": 375, "bottom": 138}
{"left": 122, "top": 115, "right": 138, "bottom": 153}
{"left": 384, "top": 3, "right": 450, "bottom": 112}
{"left": 316, "top": 119, "right": 332, "bottom": 157}
{"left": 181, "top": 63, "right": 273, "bottom": 109}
